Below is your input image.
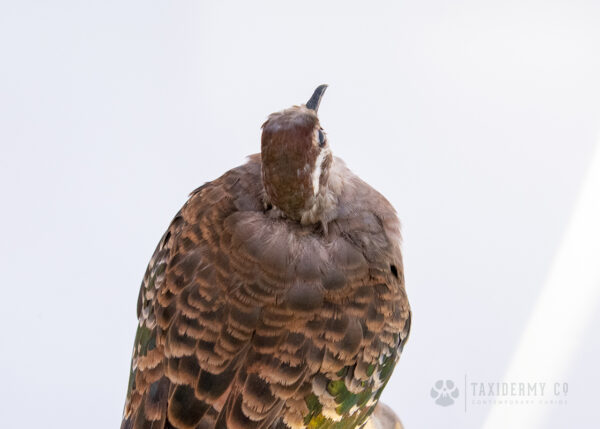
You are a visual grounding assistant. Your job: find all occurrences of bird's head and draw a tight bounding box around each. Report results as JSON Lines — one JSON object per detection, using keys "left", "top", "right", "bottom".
{"left": 261, "top": 84, "right": 333, "bottom": 223}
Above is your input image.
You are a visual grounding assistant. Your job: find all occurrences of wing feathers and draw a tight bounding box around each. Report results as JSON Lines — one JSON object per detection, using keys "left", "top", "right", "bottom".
{"left": 121, "top": 158, "right": 410, "bottom": 429}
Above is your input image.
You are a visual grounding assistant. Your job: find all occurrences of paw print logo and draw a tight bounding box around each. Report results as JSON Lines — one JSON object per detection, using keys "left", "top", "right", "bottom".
{"left": 430, "top": 379, "right": 459, "bottom": 406}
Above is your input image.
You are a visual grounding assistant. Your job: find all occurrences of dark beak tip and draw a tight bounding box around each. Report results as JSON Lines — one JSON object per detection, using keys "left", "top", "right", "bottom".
{"left": 306, "top": 84, "right": 329, "bottom": 112}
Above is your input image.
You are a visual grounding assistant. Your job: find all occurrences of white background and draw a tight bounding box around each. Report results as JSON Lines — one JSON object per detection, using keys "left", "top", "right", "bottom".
{"left": 1, "top": 1, "right": 599, "bottom": 428}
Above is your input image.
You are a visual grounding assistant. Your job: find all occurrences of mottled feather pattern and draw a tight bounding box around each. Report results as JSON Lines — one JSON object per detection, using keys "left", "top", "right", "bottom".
{"left": 122, "top": 155, "right": 410, "bottom": 429}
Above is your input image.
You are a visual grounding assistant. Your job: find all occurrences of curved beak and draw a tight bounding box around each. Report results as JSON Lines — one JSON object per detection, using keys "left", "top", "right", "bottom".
{"left": 306, "top": 84, "right": 328, "bottom": 113}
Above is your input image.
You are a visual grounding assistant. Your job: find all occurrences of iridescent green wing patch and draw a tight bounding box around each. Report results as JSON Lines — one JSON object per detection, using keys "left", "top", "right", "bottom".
{"left": 303, "top": 350, "right": 399, "bottom": 429}
{"left": 125, "top": 324, "right": 157, "bottom": 400}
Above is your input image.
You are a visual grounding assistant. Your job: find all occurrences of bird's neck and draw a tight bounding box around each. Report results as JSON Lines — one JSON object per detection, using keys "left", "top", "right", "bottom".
{"left": 262, "top": 156, "right": 342, "bottom": 231}
{"left": 298, "top": 159, "right": 342, "bottom": 230}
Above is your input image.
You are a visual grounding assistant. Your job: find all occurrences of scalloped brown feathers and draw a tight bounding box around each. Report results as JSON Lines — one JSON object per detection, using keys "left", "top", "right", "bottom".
{"left": 122, "top": 94, "right": 410, "bottom": 429}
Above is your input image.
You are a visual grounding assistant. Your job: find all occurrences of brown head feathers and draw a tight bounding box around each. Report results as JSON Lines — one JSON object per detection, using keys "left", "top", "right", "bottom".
{"left": 261, "top": 85, "right": 333, "bottom": 224}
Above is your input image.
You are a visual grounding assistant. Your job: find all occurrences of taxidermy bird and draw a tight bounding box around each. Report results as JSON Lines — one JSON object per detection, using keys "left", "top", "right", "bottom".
{"left": 121, "top": 85, "right": 411, "bottom": 429}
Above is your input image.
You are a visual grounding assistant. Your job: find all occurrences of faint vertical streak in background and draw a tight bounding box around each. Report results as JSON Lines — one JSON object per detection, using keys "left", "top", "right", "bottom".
{"left": 483, "top": 138, "right": 600, "bottom": 429}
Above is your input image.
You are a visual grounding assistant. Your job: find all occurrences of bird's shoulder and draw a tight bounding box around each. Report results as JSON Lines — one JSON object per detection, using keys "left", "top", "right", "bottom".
{"left": 181, "top": 154, "right": 403, "bottom": 287}
{"left": 327, "top": 157, "right": 403, "bottom": 264}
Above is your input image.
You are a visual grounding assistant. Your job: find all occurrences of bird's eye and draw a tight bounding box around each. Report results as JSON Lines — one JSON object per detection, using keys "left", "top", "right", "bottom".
{"left": 318, "top": 129, "right": 326, "bottom": 148}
